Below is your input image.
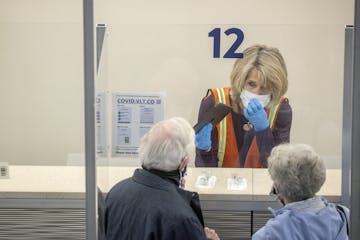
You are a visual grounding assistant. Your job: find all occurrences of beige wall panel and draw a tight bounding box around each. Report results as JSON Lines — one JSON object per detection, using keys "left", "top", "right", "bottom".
{"left": 0, "top": 0, "right": 354, "bottom": 167}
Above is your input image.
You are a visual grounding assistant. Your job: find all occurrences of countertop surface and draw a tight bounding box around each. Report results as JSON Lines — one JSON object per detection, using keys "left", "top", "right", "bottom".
{"left": 0, "top": 166, "right": 341, "bottom": 202}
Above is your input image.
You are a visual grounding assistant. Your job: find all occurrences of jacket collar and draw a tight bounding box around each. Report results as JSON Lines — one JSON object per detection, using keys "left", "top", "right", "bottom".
{"left": 132, "top": 168, "right": 176, "bottom": 191}
{"left": 132, "top": 168, "right": 204, "bottom": 226}
{"left": 269, "top": 196, "right": 327, "bottom": 216}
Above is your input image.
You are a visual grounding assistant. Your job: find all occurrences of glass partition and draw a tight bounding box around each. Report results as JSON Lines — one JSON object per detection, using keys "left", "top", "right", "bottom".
{"left": 0, "top": 1, "right": 354, "bottom": 239}
{"left": 0, "top": 10, "right": 86, "bottom": 240}
{"left": 95, "top": 23, "right": 109, "bottom": 240}
{"left": 95, "top": 23, "right": 348, "bottom": 239}
{"left": 98, "top": 23, "right": 345, "bottom": 169}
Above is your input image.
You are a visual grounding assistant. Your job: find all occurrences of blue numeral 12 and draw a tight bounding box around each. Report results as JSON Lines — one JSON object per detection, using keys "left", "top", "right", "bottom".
{"left": 208, "top": 28, "right": 244, "bottom": 58}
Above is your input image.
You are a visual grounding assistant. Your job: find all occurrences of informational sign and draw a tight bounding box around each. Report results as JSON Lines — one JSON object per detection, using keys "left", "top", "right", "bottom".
{"left": 111, "top": 92, "right": 165, "bottom": 157}
{"left": 95, "top": 92, "right": 107, "bottom": 157}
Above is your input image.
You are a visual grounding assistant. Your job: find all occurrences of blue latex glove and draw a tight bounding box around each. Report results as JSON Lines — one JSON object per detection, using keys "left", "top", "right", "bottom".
{"left": 244, "top": 98, "right": 269, "bottom": 131}
{"left": 195, "top": 123, "right": 212, "bottom": 150}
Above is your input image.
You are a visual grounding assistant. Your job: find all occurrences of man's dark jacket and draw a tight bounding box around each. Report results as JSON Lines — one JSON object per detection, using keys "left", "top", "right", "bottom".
{"left": 105, "top": 168, "right": 207, "bottom": 240}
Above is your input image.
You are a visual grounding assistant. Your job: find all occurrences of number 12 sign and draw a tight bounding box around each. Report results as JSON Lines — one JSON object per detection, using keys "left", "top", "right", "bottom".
{"left": 208, "top": 28, "right": 244, "bottom": 58}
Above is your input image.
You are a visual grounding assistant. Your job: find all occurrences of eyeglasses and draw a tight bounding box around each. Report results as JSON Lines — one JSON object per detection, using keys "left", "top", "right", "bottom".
{"left": 269, "top": 185, "right": 278, "bottom": 198}
{"left": 269, "top": 185, "right": 286, "bottom": 206}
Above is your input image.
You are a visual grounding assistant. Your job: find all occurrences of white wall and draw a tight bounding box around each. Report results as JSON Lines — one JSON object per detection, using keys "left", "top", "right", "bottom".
{"left": 0, "top": 0, "right": 355, "bottom": 167}
{"left": 0, "top": 1, "right": 84, "bottom": 166}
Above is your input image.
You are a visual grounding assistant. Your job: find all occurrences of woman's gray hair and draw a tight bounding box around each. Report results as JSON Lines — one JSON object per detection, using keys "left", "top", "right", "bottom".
{"left": 230, "top": 44, "right": 288, "bottom": 110}
{"left": 139, "top": 117, "right": 195, "bottom": 172}
{"left": 268, "top": 143, "right": 326, "bottom": 202}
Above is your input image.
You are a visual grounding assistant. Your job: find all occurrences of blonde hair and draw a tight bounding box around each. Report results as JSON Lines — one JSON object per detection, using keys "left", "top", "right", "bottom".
{"left": 230, "top": 44, "right": 288, "bottom": 110}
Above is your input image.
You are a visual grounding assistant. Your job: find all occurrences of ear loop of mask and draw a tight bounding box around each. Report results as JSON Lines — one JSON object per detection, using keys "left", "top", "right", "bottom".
{"left": 270, "top": 185, "right": 285, "bottom": 206}
{"left": 179, "top": 157, "right": 188, "bottom": 188}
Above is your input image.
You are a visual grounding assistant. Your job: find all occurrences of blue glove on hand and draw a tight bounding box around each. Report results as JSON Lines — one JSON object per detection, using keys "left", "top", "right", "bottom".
{"left": 244, "top": 98, "right": 269, "bottom": 132}
{"left": 195, "top": 123, "right": 212, "bottom": 150}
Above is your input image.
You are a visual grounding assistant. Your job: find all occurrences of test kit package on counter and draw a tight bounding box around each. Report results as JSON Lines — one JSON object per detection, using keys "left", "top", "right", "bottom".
{"left": 195, "top": 171, "right": 217, "bottom": 189}
{"left": 227, "top": 176, "right": 247, "bottom": 191}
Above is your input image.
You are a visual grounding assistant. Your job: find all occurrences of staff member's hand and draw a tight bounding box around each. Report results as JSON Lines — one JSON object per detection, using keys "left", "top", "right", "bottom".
{"left": 195, "top": 123, "right": 212, "bottom": 151}
{"left": 244, "top": 98, "right": 269, "bottom": 132}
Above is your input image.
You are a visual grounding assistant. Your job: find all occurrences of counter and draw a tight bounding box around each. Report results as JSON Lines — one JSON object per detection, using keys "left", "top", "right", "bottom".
{"left": 0, "top": 166, "right": 341, "bottom": 209}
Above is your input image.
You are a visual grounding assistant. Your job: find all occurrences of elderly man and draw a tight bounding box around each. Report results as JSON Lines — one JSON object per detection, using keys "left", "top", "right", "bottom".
{"left": 105, "top": 117, "right": 219, "bottom": 240}
{"left": 252, "top": 143, "right": 349, "bottom": 239}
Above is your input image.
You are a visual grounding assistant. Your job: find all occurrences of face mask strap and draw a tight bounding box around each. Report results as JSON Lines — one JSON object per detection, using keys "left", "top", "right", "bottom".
{"left": 270, "top": 184, "right": 286, "bottom": 206}
{"left": 178, "top": 156, "right": 188, "bottom": 188}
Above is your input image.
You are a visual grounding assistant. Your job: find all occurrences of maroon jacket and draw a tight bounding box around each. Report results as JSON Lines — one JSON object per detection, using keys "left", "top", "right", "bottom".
{"left": 195, "top": 93, "right": 292, "bottom": 167}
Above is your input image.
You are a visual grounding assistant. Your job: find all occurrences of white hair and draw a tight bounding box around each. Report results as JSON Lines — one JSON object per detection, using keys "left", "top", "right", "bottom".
{"left": 139, "top": 117, "right": 195, "bottom": 172}
{"left": 268, "top": 143, "right": 326, "bottom": 202}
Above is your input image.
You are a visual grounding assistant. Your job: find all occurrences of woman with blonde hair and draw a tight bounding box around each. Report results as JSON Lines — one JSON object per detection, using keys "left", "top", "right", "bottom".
{"left": 195, "top": 44, "right": 292, "bottom": 168}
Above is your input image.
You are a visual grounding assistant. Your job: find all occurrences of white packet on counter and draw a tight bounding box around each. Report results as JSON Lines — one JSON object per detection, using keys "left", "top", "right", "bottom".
{"left": 227, "top": 176, "right": 247, "bottom": 191}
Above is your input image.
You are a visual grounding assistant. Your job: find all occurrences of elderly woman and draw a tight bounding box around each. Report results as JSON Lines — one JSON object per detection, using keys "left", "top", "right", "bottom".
{"left": 252, "top": 143, "right": 349, "bottom": 239}
{"left": 195, "top": 44, "right": 292, "bottom": 168}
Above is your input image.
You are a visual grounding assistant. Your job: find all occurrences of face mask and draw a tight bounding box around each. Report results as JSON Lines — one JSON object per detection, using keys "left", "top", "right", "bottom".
{"left": 179, "top": 166, "right": 187, "bottom": 188}
{"left": 240, "top": 89, "right": 271, "bottom": 108}
{"left": 270, "top": 185, "right": 285, "bottom": 206}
